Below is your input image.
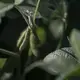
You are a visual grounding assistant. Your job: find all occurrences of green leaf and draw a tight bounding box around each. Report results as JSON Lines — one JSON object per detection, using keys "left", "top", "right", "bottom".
{"left": 42, "top": 47, "right": 78, "bottom": 75}
{"left": 49, "top": 19, "right": 64, "bottom": 39}
{"left": 0, "top": 58, "right": 7, "bottom": 69}
{"left": 0, "top": 2, "right": 14, "bottom": 14}
{"left": 70, "top": 29, "right": 80, "bottom": 61}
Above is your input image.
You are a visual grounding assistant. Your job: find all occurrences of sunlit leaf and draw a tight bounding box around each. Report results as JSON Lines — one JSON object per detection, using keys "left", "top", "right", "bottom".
{"left": 1, "top": 72, "right": 12, "bottom": 80}
{"left": 70, "top": 29, "right": 80, "bottom": 61}
{"left": 0, "top": 58, "right": 7, "bottom": 69}
{"left": 59, "top": 65, "right": 80, "bottom": 80}
{"left": 25, "top": 0, "right": 37, "bottom": 6}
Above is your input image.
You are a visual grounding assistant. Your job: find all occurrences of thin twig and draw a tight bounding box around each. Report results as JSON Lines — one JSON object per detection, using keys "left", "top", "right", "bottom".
{"left": 33, "top": 0, "right": 41, "bottom": 23}
{"left": 0, "top": 48, "right": 19, "bottom": 58}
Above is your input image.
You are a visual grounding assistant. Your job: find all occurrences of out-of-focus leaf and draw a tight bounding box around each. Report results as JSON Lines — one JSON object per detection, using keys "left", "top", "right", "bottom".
{"left": 60, "top": 64, "right": 80, "bottom": 80}
{"left": 0, "top": 0, "right": 14, "bottom": 3}
{"left": 0, "top": 58, "right": 7, "bottom": 69}
{"left": 1, "top": 72, "right": 12, "bottom": 80}
{"left": 49, "top": 19, "right": 64, "bottom": 39}
{"left": 28, "top": 48, "right": 33, "bottom": 56}
{"left": 70, "top": 29, "right": 80, "bottom": 61}
{"left": 39, "top": 0, "right": 67, "bottom": 20}
{"left": 0, "top": 2, "right": 14, "bottom": 14}
{"left": 14, "top": 0, "right": 24, "bottom": 5}
{"left": 0, "top": 0, "right": 23, "bottom": 18}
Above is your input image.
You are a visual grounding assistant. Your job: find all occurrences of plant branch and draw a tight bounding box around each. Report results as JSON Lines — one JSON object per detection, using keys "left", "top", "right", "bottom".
{"left": 33, "top": 0, "right": 41, "bottom": 23}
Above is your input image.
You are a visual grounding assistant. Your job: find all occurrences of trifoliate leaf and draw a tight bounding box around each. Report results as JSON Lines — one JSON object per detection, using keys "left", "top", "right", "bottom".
{"left": 70, "top": 29, "right": 80, "bottom": 61}
{"left": 25, "top": 0, "right": 37, "bottom": 6}
{"left": 62, "top": 65, "right": 80, "bottom": 80}
{"left": 0, "top": 18, "right": 2, "bottom": 24}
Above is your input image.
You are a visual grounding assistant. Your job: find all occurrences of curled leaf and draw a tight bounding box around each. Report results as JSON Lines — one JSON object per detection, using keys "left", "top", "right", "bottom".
{"left": 0, "top": 2, "right": 14, "bottom": 14}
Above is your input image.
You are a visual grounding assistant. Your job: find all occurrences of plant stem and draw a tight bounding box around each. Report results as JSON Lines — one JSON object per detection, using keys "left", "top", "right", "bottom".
{"left": 33, "top": 0, "right": 41, "bottom": 23}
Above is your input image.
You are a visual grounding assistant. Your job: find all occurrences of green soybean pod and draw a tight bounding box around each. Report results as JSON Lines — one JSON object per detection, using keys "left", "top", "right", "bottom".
{"left": 17, "top": 27, "right": 30, "bottom": 51}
